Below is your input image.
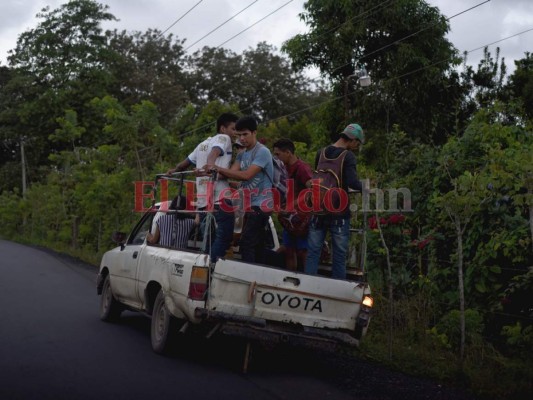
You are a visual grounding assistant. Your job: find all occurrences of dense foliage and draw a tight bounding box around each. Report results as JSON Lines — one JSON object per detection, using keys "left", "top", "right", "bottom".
{"left": 0, "top": 1, "right": 531, "bottom": 398}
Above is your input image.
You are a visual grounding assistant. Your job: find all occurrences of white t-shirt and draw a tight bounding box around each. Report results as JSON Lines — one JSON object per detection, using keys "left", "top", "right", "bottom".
{"left": 187, "top": 134, "right": 233, "bottom": 208}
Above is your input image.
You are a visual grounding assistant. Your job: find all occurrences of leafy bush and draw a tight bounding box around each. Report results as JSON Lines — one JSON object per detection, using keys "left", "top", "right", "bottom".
{"left": 434, "top": 309, "right": 484, "bottom": 350}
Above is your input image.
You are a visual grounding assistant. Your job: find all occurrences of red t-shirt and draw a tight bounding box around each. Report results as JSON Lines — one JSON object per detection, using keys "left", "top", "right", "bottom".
{"left": 286, "top": 158, "right": 313, "bottom": 195}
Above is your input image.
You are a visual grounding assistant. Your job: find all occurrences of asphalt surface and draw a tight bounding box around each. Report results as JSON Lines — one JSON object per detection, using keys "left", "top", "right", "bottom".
{"left": 0, "top": 240, "right": 477, "bottom": 400}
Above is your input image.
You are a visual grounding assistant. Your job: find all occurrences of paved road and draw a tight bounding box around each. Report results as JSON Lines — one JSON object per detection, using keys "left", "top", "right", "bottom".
{"left": 0, "top": 240, "right": 356, "bottom": 400}
{"left": 0, "top": 240, "right": 477, "bottom": 400}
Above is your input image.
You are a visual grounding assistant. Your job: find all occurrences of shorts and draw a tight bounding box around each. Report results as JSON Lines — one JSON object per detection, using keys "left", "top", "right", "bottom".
{"left": 282, "top": 229, "right": 308, "bottom": 250}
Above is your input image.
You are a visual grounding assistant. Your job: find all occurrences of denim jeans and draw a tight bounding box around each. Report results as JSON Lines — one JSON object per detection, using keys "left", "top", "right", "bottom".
{"left": 305, "top": 216, "right": 350, "bottom": 279}
{"left": 201, "top": 200, "right": 235, "bottom": 263}
{"left": 239, "top": 207, "right": 271, "bottom": 264}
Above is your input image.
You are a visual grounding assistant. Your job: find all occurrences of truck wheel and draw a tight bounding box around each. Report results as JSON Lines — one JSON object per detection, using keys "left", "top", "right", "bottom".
{"left": 100, "top": 275, "right": 122, "bottom": 322}
{"left": 151, "top": 289, "right": 177, "bottom": 354}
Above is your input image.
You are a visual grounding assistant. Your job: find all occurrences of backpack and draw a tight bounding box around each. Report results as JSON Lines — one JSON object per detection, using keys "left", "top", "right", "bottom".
{"left": 251, "top": 143, "right": 288, "bottom": 205}
{"left": 271, "top": 156, "right": 288, "bottom": 203}
{"left": 305, "top": 148, "right": 349, "bottom": 215}
{"left": 277, "top": 159, "right": 311, "bottom": 236}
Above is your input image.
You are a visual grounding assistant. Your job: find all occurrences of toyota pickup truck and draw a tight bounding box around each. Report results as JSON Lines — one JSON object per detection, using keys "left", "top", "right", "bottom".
{"left": 96, "top": 176, "right": 373, "bottom": 364}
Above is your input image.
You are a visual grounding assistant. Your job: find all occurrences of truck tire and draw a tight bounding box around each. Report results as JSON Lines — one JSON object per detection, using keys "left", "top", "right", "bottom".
{"left": 151, "top": 289, "right": 177, "bottom": 354}
{"left": 100, "top": 275, "right": 122, "bottom": 322}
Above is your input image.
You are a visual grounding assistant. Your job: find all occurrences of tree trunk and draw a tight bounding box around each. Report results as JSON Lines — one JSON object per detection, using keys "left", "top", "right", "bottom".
{"left": 386, "top": 245, "right": 393, "bottom": 361}
{"left": 527, "top": 182, "right": 533, "bottom": 250}
{"left": 97, "top": 218, "right": 102, "bottom": 253}
{"left": 456, "top": 218, "right": 466, "bottom": 363}
{"left": 72, "top": 215, "right": 80, "bottom": 250}
{"left": 529, "top": 201, "right": 533, "bottom": 253}
{"left": 134, "top": 145, "right": 145, "bottom": 182}
{"left": 377, "top": 214, "right": 394, "bottom": 360}
{"left": 21, "top": 139, "right": 27, "bottom": 198}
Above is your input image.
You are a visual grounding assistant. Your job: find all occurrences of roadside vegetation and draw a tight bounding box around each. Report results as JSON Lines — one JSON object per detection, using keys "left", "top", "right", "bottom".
{"left": 0, "top": 1, "right": 531, "bottom": 398}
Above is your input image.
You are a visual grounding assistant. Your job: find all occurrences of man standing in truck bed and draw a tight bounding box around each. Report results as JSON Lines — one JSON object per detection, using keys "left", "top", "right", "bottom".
{"left": 208, "top": 116, "right": 274, "bottom": 264}
{"left": 273, "top": 138, "right": 313, "bottom": 271}
{"left": 167, "top": 112, "right": 239, "bottom": 263}
{"left": 305, "top": 123, "right": 364, "bottom": 279}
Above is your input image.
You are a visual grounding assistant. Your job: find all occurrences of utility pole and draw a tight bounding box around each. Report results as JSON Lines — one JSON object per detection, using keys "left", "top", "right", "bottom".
{"left": 343, "top": 68, "right": 372, "bottom": 120}
{"left": 20, "top": 137, "right": 27, "bottom": 198}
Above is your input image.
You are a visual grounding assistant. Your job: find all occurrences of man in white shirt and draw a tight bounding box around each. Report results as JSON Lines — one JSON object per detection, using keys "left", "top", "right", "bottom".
{"left": 167, "top": 113, "right": 238, "bottom": 262}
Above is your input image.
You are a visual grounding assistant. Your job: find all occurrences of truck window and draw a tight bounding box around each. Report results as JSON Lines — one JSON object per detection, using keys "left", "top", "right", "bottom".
{"left": 129, "top": 212, "right": 155, "bottom": 245}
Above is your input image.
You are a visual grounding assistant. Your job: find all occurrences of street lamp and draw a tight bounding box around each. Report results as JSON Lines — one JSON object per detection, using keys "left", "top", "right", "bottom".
{"left": 344, "top": 68, "right": 371, "bottom": 119}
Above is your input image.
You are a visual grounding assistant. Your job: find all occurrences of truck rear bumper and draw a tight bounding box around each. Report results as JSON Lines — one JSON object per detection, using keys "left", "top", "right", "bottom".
{"left": 194, "top": 308, "right": 360, "bottom": 350}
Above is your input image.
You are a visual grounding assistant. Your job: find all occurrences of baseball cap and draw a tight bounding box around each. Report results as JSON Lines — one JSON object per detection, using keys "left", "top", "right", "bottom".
{"left": 342, "top": 123, "right": 365, "bottom": 144}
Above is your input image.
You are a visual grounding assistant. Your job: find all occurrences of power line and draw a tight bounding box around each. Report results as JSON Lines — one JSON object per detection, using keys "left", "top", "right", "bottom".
{"left": 175, "top": 25, "right": 533, "bottom": 140}
{"left": 307, "top": 0, "right": 395, "bottom": 45}
{"left": 363, "top": 1, "right": 490, "bottom": 62}
{"left": 193, "top": 0, "right": 393, "bottom": 100}
{"left": 175, "top": 4, "right": 529, "bottom": 141}
{"left": 466, "top": 27, "right": 533, "bottom": 54}
{"left": 177, "top": 120, "right": 216, "bottom": 139}
{"left": 331, "top": 0, "right": 491, "bottom": 75}
{"left": 263, "top": 26, "right": 533, "bottom": 126}
{"left": 175, "top": 1, "right": 298, "bottom": 138}
{"left": 160, "top": 0, "right": 204, "bottom": 37}
{"left": 185, "top": 1, "right": 260, "bottom": 51}
{"left": 216, "top": 0, "right": 294, "bottom": 48}
{"left": 178, "top": 0, "right": 490, "bottom": 137}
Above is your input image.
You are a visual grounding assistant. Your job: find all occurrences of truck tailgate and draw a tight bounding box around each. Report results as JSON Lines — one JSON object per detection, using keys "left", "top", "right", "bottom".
{"left": 207, "top": 259, "right": 365, "bottom": 330}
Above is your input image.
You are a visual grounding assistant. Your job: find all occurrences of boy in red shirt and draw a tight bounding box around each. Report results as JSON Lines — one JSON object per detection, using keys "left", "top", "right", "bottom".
{"left": 273, "top": 139, "right": 313, "bottom": 271}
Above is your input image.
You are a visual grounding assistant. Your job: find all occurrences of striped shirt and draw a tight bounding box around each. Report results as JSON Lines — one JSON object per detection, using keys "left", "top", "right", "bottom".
{"left": 157, "top": 214, "right": 195, "bottom": 249}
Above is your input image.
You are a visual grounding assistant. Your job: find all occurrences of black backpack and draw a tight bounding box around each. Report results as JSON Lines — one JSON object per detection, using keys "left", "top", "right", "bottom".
{"left": 306, "top": 148, "right": 348, "bottom": 215}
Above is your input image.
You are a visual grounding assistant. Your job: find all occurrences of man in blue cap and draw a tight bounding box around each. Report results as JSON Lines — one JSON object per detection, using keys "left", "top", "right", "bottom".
{"left": 304, "top": 123, "right": 365, "bottom": 279}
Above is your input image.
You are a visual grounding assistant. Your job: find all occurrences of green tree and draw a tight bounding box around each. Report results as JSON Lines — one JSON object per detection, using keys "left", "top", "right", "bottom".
{"left": 91, "top": 96, "right": 169, "bottom": 181}
{"left": 186, "top": 42, "right": 318, "bottom": 121}
{"left": 0, "top": 66, "right": 52, "bottom": 192}
{"left": 433, "top": 169, "right": 491, "bottom": 362}
{"left": 283, "top": 0, "right": 463, "bottom": 144}
{"left": 106, "top": 29, "right": 188, "bottom": 123}
{"left": 1, "top": 0, "right": 118, "bottom": 182}
{"left": 429, "top": 104, "right": 533, "bottom": 361}
{"left": 8, "top": 0, "right": 116, "bottom": 87}
{"left": 507, "top": 52, "right": 533, "bottom": 120}
{"left": 461, "top": 47, "right": 508, "bottom": 114}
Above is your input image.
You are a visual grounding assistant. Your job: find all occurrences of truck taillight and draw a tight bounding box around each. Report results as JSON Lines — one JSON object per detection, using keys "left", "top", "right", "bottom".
{"left": 362, "top": 295, "right": 373, "bottom": 308}
{"left": 356, "top": 295, "right": 373, "bottom": 332}
{"left": 188, "top": 266, "right": 208, "bottom": 300}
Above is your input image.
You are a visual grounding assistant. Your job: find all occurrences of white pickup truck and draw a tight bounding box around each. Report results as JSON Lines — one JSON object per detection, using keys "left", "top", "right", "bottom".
{"left": 96, "top": 183, "right": 373, "bottom": 360}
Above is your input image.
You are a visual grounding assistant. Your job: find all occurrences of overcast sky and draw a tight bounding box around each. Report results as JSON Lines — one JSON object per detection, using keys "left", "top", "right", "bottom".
{"left": 1, "top": 0, "right": 532, "bottom": 77}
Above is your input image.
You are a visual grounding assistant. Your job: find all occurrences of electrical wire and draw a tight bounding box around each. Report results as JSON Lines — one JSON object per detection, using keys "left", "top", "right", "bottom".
{"left": 263, "top": 26, "right": 533, "bottom": 126}
{"left": 160, "top": 0, "right": 204, "bottom": 37}
{"left": 188, "top": 0, "right": 392, "bottom": 101}
{"left": 466, "top": 27, "right": 533, "bottom": 54}
{"left": 331, "top": 0, "right": 491, "bottom": 75}
{"left": 176, "top": 0, "right": 492, "bottom": 138}
{"left": 216, "top": 0, "right": 294, "bottom": 48}
{"left": 185, "top": 0, "right": 260, "bottom": 51}
{"left": 159, "top": 1, "right": 528, "bottom": 144}
{"left": 153, "top": 1, "right": 300, "bottom": 138}
{"left": 306, "top": 0, "right": 395, "bottom": 45}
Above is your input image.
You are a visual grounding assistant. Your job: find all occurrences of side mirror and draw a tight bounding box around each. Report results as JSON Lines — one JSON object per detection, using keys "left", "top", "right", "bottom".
{"left": 112, "top": 231, "right": 127, "bottom": 250}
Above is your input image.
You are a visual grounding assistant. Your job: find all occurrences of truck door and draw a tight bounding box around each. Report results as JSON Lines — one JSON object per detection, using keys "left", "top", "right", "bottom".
{"left": 112, "top": 212, "right": 154, "bottom": 307}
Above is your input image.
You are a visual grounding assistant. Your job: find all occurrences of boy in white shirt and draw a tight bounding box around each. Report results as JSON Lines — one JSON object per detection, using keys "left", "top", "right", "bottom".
{"left": 167, "top": 112, "right": 239, "bottom": 262}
